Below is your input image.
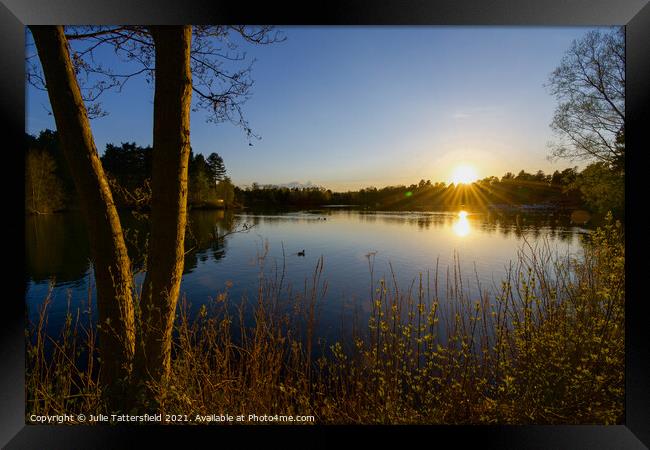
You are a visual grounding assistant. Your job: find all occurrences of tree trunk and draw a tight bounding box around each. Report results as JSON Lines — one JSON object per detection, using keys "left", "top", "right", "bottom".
{"left": 30, "top": 26, "right": 135, "bottom": 407}
{"left": 134, "top": 26, "right": 192, "bottom": 405}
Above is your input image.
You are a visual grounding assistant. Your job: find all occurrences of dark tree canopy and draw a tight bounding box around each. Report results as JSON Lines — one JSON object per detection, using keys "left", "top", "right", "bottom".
{"left": 26, "top": 129, "right": 76, "bottom": 199}
{"left": 102, "top": 142, "right": 153, "bottom": 188}
{"left": 233, "top": 169, "right": 588, "bottom": 212}
{"left": 206, "top": 153, "right": 227, "bottom": 183}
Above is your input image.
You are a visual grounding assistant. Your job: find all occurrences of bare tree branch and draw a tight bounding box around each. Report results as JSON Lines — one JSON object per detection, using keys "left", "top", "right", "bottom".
{"left": 26, "top": 24, "right": 285, "bottom": 134}
{"left": 546, "top": 28, "right": 624, "bottom": 168}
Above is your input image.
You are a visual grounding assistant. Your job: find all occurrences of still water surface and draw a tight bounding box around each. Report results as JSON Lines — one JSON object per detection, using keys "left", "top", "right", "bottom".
{"left": 25, "top": 209, "right": 589, "bottom": 341}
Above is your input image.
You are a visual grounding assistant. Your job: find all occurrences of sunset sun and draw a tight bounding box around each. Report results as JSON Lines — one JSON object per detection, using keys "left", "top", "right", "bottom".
{"left": 450, "top": 165, "right": 478, "bottom": 185}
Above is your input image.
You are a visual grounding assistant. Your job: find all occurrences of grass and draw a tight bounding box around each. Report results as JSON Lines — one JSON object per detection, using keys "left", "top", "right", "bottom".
{"left": 25, "top": 213, "right": 624, "bottom": 424}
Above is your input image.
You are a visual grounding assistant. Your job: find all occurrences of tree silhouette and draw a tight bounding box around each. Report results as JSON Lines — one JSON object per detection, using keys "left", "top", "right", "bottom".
{"left": 546, "top": 27, "right": 624, "bottom": 168}
{"left": 206, "top": 152, "right": 227, "bottom": 183}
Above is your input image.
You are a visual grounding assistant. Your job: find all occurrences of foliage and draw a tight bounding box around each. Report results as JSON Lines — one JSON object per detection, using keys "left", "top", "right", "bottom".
{"left": 23, "top": 130, "right": 236, "bottom": 211}
{"left": 26, "top": 130, "right": 77, "bottom": 207}
{"left": 206, "top": 153, "right": 227, "bottom": 183}
{"left": 315, "top": 215, "right": 623, "bottom": 424}
{"left": 188, "top": 151, "right": 233, "bottom": 208}
{"left": 572, "top": 162, "right": 624, "bottom": 217}
{"left": 544, "top": 27, "right": 625, "bottom": 221}
{"left": 100, "top": 142, "right": 153, "bottom": 210}
{"left": 236, "top": 170, "right": 585, "bottom": 212}
{"left": 215, "top": 177, "right": 235, "bottom": 206}
{"left": 236, "top": 184, "right": 333, "bottom": 210}
{"left": 24, "top": 130, "right": 621, "bottom": 217}
{"left": 25, "top": 148, "right": 66, "bottom": 214}
{"left": 102, "top": 142, "right": 153, "bottom": 191}
{"left": 188, "top": 154, "right": 213, "bottom": 204}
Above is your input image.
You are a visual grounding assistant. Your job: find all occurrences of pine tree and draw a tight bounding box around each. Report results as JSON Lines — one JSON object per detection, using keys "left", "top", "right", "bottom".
{"left": 206, "top": 152, "right": 227, "bottom": 183}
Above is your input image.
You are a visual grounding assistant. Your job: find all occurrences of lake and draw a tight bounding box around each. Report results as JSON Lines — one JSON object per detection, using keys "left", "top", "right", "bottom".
{"left": 25, "top": 208, "right": 590, "bottom": 343}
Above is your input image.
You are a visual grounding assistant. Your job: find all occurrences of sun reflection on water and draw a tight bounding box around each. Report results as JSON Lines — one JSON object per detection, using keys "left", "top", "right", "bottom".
{"left": 453, "top": 210, "right": 470, "bottom": 237}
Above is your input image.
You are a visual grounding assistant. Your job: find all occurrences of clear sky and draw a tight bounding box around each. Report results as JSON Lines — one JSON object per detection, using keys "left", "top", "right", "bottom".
{"left": 26, "top": 26, "right": 611, "bottom": 191}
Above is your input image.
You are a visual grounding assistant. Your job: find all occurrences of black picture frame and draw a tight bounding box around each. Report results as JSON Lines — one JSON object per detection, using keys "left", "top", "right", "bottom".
{"left": 2, "top": 1, "right": 649, "bottom": 448}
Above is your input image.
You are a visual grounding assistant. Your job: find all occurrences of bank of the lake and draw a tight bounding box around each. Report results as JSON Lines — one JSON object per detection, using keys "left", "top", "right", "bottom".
{"left": 25, "top": 211, "right": 624, "bottom": 424}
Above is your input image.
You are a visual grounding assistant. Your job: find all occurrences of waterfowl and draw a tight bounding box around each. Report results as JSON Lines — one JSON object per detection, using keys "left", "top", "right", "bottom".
{"left": 297, "top": 249, "right": 305, "bottom": 256}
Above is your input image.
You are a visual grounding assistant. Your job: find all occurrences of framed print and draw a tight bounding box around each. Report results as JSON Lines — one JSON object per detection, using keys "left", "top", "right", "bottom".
{"left": 2, "top": 0, "right": 649, "bottom": 448}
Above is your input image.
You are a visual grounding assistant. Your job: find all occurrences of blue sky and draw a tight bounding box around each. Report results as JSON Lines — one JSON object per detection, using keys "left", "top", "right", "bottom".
{"left": 26, "top": 26, "right": 610, "bottom": 191}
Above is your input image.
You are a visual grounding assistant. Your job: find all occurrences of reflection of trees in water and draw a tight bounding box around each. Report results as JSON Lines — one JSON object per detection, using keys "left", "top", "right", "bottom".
{"left": 248, "top": 215, "right": 262, "bottom": 227}
{"left": 417, "top": 218, "right": 431, "bottom": 230}
{"left": 481, "top": 212, "right": 579, "bottom": 243}
{"left": 26, "top": 209, "right": 583, "bottom": 289}
{"left": 26, "top": 210, "right": 239, "bottom": 285}
{"left": 359, "top": 213, "right": 378, "bottom": 224}
{"left": 120, "top": 209, "right": 238, "bottom": 274}
{"left": 183, "top": 210, "right": 237, "bottom": 273}
{"left": 25, "top": 213, "right": 91, "bottom": 285}
{"left": 355, "top": 211, "right": 582, "bottom": 243}
{"left": 114, "top": 210, "right": 240, "bottom": 274}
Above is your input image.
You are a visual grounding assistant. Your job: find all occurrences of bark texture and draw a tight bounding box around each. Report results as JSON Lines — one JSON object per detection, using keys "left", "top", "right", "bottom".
{"left": 134, "top": 26, "right": 193, "bottom": 399}
{"left": 30, "top": 26, "right": 135, "bottom": 405}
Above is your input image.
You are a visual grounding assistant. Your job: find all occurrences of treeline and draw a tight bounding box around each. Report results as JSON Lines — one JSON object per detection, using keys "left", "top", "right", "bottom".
{"left": 234, "top": 176, "right": 579, "bottom": 212}
{"left": 235, "top": 183, "right": 334, "bottom": 210}
{"left": 25, "top": 130, "right": 75, "bottom": 214}
{"left": 25, "top": 129, "right": 235, "bottom": 213}
{"left": 235, "top": 165, "right": 623, "bottom": 217}
{"left": 26, "top": 129, "right": 623, "bottom": 218}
